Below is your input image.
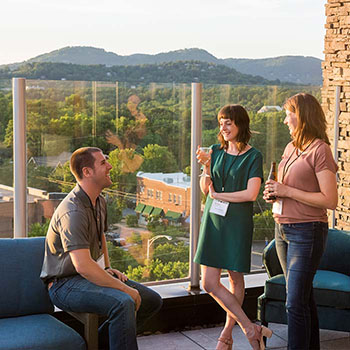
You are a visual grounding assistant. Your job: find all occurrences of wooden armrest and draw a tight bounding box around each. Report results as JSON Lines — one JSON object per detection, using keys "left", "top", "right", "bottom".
{"left": 67, "top": 311, "right": 99, "bottom": 350}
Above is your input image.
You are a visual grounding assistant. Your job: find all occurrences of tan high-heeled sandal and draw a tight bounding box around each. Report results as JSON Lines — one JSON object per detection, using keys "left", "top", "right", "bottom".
{"left": 216, "top": 337, "right": 233, "bottom": 350}
{"left": 260, "top": 326, "right": 273, "bottom": 350}
{"left": 245, "top": 324, "right": 273, "bottom": 350}
{"left": 244, "top": 324, "right": 261, "bottom": 350}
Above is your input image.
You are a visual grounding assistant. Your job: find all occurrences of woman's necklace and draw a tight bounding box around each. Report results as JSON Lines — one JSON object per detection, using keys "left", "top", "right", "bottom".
{"left": 221, "top": 149, "right": 241, "bottom": 191}
{"left": 282, "top": 138, "right": 315, "bottom": 183}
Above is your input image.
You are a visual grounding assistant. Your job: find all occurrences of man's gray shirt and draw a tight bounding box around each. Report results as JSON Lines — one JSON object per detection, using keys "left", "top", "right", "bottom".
{"left": 40, "top": 184, "right": 107, "bottom": 283}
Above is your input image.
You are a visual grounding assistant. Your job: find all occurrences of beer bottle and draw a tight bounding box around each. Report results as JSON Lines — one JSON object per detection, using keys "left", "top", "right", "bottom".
{"left": 268, "top": 162, "right": 277, "bottom": 200}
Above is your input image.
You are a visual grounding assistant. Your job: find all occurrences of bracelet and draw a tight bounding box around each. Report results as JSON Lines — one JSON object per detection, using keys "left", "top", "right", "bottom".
{"left": 104, "top": 266, "right": 110, "bottom": 270}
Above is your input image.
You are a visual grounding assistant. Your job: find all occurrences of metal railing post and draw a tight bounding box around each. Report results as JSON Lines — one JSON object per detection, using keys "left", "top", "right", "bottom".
{"left": 188, "top": 83, "right": 202, "bottom": 291}
{"left": 13, "top": 78, "right": 27, "bottom": 237}
{"left": 332, "top": 85, "right": 340, "bottom": 229}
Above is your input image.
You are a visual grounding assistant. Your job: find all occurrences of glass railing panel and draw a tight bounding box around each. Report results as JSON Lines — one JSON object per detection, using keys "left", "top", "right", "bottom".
{"left": 8, "top": 78, "right": 321, "bottom": 281}
{"left": 201, "top": 84, "right": 321, "bottom": 272}
{"left": 24, "top": 79, "right": 192, "bottom": 283}
{"left": 105, "top": 82, "right": 192, "bottom": 283}
{"left": 0, "top": 79, "right": 13, "bottom": 238}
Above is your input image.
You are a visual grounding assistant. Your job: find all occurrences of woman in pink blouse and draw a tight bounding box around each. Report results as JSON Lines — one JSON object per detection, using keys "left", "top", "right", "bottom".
{"left": 264, "top": 93, "right": 338, "bottom": 350}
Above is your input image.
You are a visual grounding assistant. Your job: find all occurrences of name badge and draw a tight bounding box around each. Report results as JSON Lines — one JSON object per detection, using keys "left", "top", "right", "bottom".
{"left": 272, "top": 199, "right": 283, "bottom": 215}
{"left": 209, "top": 199, "right": 229, "bottom": 217}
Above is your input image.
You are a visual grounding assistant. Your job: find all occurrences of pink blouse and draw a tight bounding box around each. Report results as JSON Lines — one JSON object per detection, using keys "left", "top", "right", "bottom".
{"left": 274, "top": 138, "right": 338, "bottom": 224}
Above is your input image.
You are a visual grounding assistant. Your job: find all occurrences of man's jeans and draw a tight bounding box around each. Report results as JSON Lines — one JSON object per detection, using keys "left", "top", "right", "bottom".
{"left": 275, "top": 222, "right": 328, "bottom": 350}
{"left": 49, "top": 275, "right": 162, "bottom": 350}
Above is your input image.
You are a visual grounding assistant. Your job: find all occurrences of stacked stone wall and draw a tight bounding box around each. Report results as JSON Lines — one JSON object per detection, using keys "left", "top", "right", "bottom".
{"left": 322, "top": 0, "right": 350, "bottom": 229}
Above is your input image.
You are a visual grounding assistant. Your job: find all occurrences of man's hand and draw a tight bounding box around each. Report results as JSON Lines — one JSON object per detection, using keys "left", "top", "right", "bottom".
{"left": 69, "top": 249, "right": 142, "bottom": 311}
{"left": 127, "top": 287, "right": 141, "bottom": 311}
{"left": 105, "top": 268, "right": 140, "bottom": 309}
{"left": 106, "top": 268, "right": 128, "bottom": 282}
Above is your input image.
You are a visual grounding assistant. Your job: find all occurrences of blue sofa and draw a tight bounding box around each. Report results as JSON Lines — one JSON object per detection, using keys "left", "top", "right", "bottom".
{"left": 257, "top": 228, "right": 350, "bottom": 332}
{"left": 0, "top": 237, "right": 86, "bottom": 350}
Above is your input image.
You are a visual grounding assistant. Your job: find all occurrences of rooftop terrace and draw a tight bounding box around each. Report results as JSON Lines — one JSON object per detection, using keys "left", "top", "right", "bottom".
{"left": 137, "top": 324, "right": 350, "bottom": 350}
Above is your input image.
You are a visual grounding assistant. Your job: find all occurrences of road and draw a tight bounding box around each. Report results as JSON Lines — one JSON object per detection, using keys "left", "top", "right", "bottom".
{"left": 111, "top": 211, "right": 268, "bottom": 272}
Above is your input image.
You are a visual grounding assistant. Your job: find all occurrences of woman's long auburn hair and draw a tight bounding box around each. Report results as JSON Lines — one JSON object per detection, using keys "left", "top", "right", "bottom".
{"left": 217, "top": 104, "right": 251, "bottom": 152}
{"left": 284, "top": 93, "right": 330, "bottom": 150}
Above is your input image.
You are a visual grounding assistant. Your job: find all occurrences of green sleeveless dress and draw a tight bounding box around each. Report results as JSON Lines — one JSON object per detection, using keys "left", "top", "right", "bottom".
{"left": 194, "top": 144, "right": 263, "bottom": 272}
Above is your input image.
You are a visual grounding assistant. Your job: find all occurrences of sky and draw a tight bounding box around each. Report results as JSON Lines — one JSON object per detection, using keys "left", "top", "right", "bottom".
{"left": 0, "top": 0, "right": 326, "bottom": 65}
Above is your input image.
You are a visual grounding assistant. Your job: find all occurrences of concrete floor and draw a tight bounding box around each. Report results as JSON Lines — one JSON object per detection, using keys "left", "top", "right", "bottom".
{"left": 137, "top": 323, "right": 350, "bottom": 350}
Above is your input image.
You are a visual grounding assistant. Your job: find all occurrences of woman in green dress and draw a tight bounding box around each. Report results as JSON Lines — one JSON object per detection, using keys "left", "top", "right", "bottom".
{"left": 194, "top": 104, "right": 270, "bottom": 350}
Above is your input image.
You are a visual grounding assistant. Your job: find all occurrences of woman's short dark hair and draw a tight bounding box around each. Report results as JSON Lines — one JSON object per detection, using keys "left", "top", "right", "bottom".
{"left": 70, "top": 147, "right": 102, "bottom": 180}
{"left": 217, "top": 104, "right": 251, "bottom": 151}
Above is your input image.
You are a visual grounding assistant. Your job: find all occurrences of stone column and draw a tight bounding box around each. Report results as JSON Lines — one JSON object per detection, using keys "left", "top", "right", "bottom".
{"left": 322, "top": 0, "right": 350, "bottom": 230}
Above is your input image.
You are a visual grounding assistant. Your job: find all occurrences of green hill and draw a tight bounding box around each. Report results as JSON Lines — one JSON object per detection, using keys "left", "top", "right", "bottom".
{"left": 27, "top": 46, "right": 123, "bottom": 66}
{"left": 0, "top": 60, "right": 282, "bottom": 85}
{"left": 26, "top": 47, "right": 219, "bottom": 66}
{"left": 1, "top": 46, "right": 321, "bottom": 85}
{"left": 223, "top": 56, "right": 322, "bottom": 85}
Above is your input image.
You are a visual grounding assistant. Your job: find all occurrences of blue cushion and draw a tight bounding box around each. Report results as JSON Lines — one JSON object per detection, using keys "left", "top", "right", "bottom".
{"left": 265, "top": 270, "right": 350, "bottom": 308}
{"left": 313, "top": 270, "right": 350, "bottom": 292}
{"left": 319, "top": 229, "right": 350, "bottom": 276}
{"left": 0, "top": 314, "right": 86, "bottom": 350}
{"left": 0, "top": 237, "right": 53, "bottom": 317}
{"left": 313, "top": 270, "right": 350, "bottom": 308}
{"left": 263, "top": 230, "right": 350, "bottom": 279}
{"left": 258, "top": 294, "right": 350, "bottom": 333}
{"left": 264, "top": 274, "right": 286, "bottom": 301}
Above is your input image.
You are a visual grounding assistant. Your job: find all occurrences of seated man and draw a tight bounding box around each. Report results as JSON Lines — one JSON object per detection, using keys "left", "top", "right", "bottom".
{"left": 40, "top": 147, "right": 162, "bottom": 350}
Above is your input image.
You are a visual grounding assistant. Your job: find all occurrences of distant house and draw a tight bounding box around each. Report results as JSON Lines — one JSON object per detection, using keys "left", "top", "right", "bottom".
{"left": 257, "top": 105, "right": 282, "bottom": 113}
{"left": 0, "top": 184, "right": 66, "bottom": 238}
{"left": 136, "top": 172, "right": 191, "bottom": 225}
{"left": 27, "top": 151, "right": 72, "bottom": 169}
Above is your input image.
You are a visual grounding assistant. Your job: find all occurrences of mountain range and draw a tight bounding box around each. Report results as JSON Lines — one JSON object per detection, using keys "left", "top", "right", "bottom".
{"left": 2, "top": 46, "right": 322, "bottom": 85}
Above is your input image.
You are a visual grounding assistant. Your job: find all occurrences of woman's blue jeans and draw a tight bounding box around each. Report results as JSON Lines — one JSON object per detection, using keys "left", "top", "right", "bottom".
{"left": 275, "top": 221, "right": 328, "bottom": 350}
{"left": 49, "top": 275, "right": 162, "bottom": 350}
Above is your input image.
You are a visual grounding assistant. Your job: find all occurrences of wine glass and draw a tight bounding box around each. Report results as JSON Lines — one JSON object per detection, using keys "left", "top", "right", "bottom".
{"left": 198, "top": 147, "right": 211, "bottom": 177}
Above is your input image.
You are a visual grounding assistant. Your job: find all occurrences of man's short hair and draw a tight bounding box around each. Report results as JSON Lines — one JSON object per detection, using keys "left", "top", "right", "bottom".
{"left": 70, "top": 147, "right": 102, "bottom": 180}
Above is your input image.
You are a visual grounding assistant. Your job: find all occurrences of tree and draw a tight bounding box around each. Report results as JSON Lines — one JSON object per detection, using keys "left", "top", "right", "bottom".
{"left": 28, "top": 219, "right": 50, "bottom": 237}
{"left": 106, "top": 197, "right": 124, "bottom": 226}
{"left": 126, "top": 215, "right": 138, "bottom": 227}
{"left": 253, "top": 209, "right": 275, "bottom": 240}
{"left": 183, "top": 165, "right": 191, "bottom": 176}
{"left": 127, "top": 231, "right": 142, "bottom": 245}
{"left": 125, "top": 259, "right": 189, "bottom": 282}
{"left": 27, "top": 164, "right": 61, "bottom": 192}
{"left": 0, "top": 158, "right": 13, "bottom": 186}
{"left": 153, "top": 242, "right": 189, "bottom": 264}
{"left": 108, "top": 148, "right": 141, "bottom": 193}
{"left": 107, "top": 242, "right": 138, "bottom": 273}
{"left": 4, "top": 119, "right": 13, "bottom": 149}
{"left": 0, "top": 92, "right": 12, "bottom": 142}
{"left": 110, "top": 116, "right": 147, "bottom": 150}
{"left": 49, "top": 161, "right": 75, "bottom": 193}
{"left": 139, "top": 107, "right": 180, "bottom": 157}
{"left": 148, "top": 223, "right": 189, "bottom": 238}
{"left": 250, "top": 111, "right": 290, "bottom": 167}
{"left": 141, "top": 144, "right": 178, "bottom": 173}
{"left": 146, "top": 214, "right": 164, "bottom": 232}
{"left": 202, "top": 128, "right": 219, "bottom": 147}
{"left": 26, "top": 111, "right": 51, "bottom": 157}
